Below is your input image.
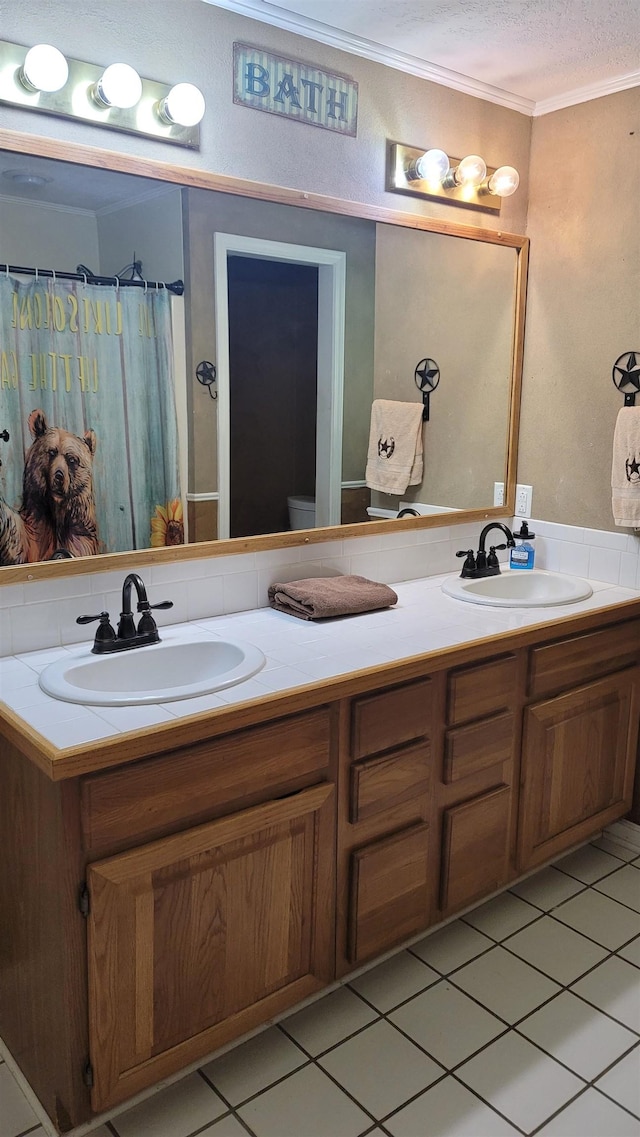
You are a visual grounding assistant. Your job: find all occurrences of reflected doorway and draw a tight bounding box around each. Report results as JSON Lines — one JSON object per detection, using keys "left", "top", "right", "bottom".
{"left": 227, "top": 255, "right": 318, "bottom": 539}
{"left": 214, "top": 233, "right": 346, "bottom": 540}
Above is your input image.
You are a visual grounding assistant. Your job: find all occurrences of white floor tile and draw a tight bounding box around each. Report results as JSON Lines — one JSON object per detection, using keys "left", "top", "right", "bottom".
{"left": 536, "top": 1087, "right": 640, "bottom": 1136}
{"left": 348, "top": 949, "right": 439, "bottom": 1012}
{"left": 591, "top": 836, "right": 639, "bottom": 862}
{"left": 571, "top": 957, "right": 640, "bottom": 1032}
{"left": 410, "top": 920, "right": 493, "bottom": 974}
{"left": 111, "top": 1073, "right": 227, "bottom": 1137}
{"left": 456, "top": 1031, "right": 584, "bottom": 1132}
{"left": 200, "top": 1026, "right": 307, "bottom": 1105}
{"left": 553, "top": 889, "right": 640, "bottom": 950}
{"left": 319, "top": 1019, "right": 444, "bottom": 1119}
{"left": 200, "top": 1116, "right": 248, "bottom": 1136}
{"left": 389, "top": 981, "right": 505, "bottom": 1068}
{"left": 385, "top": 1076, "right": 521, "bottom": 1137}
{"left": 452, "top": 945, "right": 560, "bottom": 1023}
{"left": 594, "top": 865, "right": 640, "bottom": 913}
{"left": 281, "top": 986, "right": 377, "bottom": 1056}
{"left": 556, "top": 844, "right": 632, "bottom": 884}
{"left": 510, "top": 866, "right": 585, "bottom": 911}
{"left": 619, "top": 936, "right": 640, "bottom": 967}
{"left": 595, "top": 1044, "right": 640, "bottom": 1118}
{"left": 462, "top": 892, "right": 540, "bottom": 941}
{"left": 237, "top": 1063, "right": 371, "bottom": 1137}
{"left": 517, "top": 991, "right": 637, "bottom": 1080}
{"left": 504, "top": 914, "right": 608, "bottom": 984}
{"left": 0, "top": 1063, "right": 41, "bottom": 1137}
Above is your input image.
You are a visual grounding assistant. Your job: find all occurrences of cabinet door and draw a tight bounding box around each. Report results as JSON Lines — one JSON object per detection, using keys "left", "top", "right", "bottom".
{"left": 519, "top": 669, "right": 639, "bottom": 869}
{"left": 439, "top": 785, "right": 511, "bottom": 916}
{"left": 348, "top": 823, "right": 430, "bottom": 964}
{"left": 87, "top": 783, "right": 335, "bottom": 1112}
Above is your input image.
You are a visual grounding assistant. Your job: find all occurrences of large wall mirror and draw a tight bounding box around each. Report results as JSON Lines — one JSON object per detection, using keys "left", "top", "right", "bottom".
{"left": 0, "top": 133, "right": 528, "bottom": 584}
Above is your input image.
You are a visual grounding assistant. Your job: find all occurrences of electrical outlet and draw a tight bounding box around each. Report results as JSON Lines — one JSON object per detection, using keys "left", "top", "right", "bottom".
{"left": 515, "top": 484, "right": 533, "bottom": 517}
{"left": 493, "top": 482, "right": 504, "bottom": 506}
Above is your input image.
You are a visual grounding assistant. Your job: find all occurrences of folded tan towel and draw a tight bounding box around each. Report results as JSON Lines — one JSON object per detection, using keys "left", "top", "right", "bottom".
{"left": 612, "top": 407, "right": 640, "bottom": 526}
{"left": 268, "top": 575, "right": 398, "bottom": 620}
{"left": 365, "top": 399, "right": 424, "bottom": 495}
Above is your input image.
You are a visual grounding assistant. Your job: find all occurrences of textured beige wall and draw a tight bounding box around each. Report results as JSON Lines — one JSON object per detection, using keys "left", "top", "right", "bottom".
{"left": 519, "top": 88, "right": 640, "bottom": 531}
{"left": 1, "top": 1, "right": 530, "bottom": 235}
{"left": 373, "top": 225, "right": 516, "bottom": 510}
{"left": 0, "top": 197, "right": 99, "bottom": 270}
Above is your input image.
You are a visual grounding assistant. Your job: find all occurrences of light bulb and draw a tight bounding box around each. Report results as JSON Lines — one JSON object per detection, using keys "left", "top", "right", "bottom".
{"left": 93, "top": 63, "right": 142, "bottom": 109}
{"left": 415, "top": 148, "right": 450, "bottom": 184}
{"left": 158, "top": 83, "right": 205, "bottom": 127}
{"left": 487, "top": 165, "right": 520, "bottom": 197}
{"left": 20, "top": 44, "right": 69, "bottom": 93}
{"left": 453, "top": 154, "right": 487, "bottom": 187}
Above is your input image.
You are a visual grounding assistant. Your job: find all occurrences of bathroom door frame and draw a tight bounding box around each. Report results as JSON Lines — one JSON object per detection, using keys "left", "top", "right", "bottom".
{"left": 213, "top": 233, "right": 346, "bottom": 540}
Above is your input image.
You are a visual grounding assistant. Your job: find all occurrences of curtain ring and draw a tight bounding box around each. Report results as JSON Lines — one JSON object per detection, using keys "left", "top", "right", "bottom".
{"left": 143, "top": 278, "right": 148, "bottom": 295}
{"left": 35, "top": 266, "right": 39, "bottom": 282}
{"left": 51, "top": 269, "right": 56, "bottom": 284}
{"left": 82, "top": 273, "right": 88, "bottom": 287}
{"left": 115, "top": 276, "right": 120, "bottom": 291}
{"left": 5, "top": 264, "right": 9, "bottom": 279}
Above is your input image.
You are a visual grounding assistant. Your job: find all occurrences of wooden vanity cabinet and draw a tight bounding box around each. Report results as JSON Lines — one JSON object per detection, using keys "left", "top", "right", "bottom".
{"left": 1, "top": 607, "right": 639, "bottom": 1132}
{"left": 518, "top": 621, "right": 640, "bottom": 869}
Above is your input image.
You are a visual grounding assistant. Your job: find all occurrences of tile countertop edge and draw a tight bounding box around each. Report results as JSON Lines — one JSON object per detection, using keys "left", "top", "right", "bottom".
{"left": 1, "top": 574, "right": 640, "bottom": 780}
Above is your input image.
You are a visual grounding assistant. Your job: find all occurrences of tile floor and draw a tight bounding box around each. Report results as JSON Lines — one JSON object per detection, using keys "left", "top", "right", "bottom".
{"left": 1, "top": 838, "right": 639, "bottom": 1137}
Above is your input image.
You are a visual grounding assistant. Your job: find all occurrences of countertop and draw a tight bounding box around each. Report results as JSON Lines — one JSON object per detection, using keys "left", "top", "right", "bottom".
{"left": 1, "top": 570, "right": 639, "bottom": 774}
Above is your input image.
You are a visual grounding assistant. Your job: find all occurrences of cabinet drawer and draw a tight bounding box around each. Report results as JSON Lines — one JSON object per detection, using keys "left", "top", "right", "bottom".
{"left": 350, "top": 743, "right": 430, "bottom": 823}
{"left": 444, "top": 712, "right": 514, "bottom": 784}
{"left": 81, "top": 708, "right": 331, "bottom": 851}
{"left": 351, "top": 679, "right": 431, "bottom": 760}
{"left": 447, "top": 656, "right": 516, "bottom": 726}
{"left": 348, "top": 823, "right": 430, "bottom": 963}
{"left": 528, "top": 620, "right": 640, "bottom": 698}
{"left": 440, "top": 785, "right": 511, "bottom": 914}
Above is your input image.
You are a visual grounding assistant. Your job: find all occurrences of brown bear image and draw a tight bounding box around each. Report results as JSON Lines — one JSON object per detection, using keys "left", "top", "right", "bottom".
{"left": 0, "top": 409, "right": 100, "bottom": 565}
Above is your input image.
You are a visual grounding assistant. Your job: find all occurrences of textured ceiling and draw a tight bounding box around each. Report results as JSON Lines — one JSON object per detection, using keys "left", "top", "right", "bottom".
{"left": 205, "top": 0, "right": 640, "bottom": 112}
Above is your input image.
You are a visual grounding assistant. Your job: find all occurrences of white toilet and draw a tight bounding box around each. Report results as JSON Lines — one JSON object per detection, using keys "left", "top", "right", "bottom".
{"left": 287, "top": 494, "right": 316, "bottom": 530}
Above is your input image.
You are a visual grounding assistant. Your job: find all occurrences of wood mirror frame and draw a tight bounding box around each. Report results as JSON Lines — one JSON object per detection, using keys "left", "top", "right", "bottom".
{"left": 0, "top": 127, "right": 529, "bottom": 586}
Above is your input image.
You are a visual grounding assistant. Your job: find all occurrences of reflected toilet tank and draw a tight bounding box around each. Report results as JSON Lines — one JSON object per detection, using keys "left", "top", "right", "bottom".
{"left": 287, "top": 495, "right": 315, "bottom": 530}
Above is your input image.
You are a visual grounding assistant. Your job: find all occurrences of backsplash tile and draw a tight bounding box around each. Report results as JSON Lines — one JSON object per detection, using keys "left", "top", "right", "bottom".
{"left": 1, "top": 516, "right": 639, "bottom": 658}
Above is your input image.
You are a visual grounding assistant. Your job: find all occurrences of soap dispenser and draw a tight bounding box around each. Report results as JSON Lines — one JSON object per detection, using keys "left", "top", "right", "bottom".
{"left": 510, "top": 521, "right": 535, "bottom": 570}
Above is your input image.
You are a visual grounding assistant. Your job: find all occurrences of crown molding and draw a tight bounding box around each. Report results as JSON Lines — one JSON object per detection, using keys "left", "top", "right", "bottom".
{"left": 202, "top": 0, "right": 535, "bottom": 115}
{"left": 533, "top": 69, "right": 640, "bottom": 116}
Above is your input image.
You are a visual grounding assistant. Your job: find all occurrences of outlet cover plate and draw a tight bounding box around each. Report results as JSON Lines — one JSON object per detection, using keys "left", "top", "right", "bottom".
{"left": 515, "top": 484, "right": 533, "bottom": 517}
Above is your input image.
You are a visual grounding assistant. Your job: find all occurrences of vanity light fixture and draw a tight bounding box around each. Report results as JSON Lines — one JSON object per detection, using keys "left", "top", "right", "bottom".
{"left": 389, "top": 142, "right": 520, "bottom": 213}
{"left": 0, "top": 39, "right": 205, "bottom": 148}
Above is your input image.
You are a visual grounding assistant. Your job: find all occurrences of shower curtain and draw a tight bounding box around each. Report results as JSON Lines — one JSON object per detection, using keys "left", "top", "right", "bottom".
{"left": 0, "top": 274, "right": 182, "bottom": 564}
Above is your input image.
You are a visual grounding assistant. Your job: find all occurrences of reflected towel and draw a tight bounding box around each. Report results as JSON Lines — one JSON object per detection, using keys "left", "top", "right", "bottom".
{"left": 365, "top": 399, "right": 424, "bottom": 495}
{"left": 612, "top": 407, "right": 640, "bottom": 526}
{"left": 268, "top": 575, "right": 398, "bottom": 620}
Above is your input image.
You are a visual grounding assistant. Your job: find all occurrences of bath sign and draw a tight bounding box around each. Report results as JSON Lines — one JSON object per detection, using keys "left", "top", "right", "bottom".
{"left": 233, "top": 43, "right": 358, "bottom": 136}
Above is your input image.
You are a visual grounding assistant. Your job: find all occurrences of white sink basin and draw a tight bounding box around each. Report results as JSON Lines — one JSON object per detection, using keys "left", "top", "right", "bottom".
{"left": 39, "top": 635, "right": 266, "bottom": 706}
{"left": 442, "top": 568, "right": 593, "bottom": 608}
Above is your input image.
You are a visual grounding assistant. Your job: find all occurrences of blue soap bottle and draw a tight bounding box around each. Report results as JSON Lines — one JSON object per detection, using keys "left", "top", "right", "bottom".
{"left": 510, "top": 521, "right": 535, "bottom": 570}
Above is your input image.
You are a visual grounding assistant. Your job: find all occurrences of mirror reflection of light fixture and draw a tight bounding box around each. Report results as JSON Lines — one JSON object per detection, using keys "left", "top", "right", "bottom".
{"left": 19, "top": 43, "right": 69, "bottom": 93}
{"left": 92, "top": 63, "right": 143, "bottom": 110}
{"left": 0, "top": 39, "right": 204, "bottom": 148}
{"left": 388, "top": 141, "right": 519, "bottom": 213}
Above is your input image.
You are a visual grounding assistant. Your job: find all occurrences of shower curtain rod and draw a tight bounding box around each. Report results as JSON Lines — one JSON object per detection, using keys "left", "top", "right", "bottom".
{"left": 0, "top": 263, "right": 184, "bottom": 295}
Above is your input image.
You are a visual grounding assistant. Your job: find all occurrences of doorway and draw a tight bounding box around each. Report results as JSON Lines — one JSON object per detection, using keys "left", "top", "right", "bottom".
{"left": 227, "top": 255, "right": 318, "bottom": 538}
{"left": 214, "top": 233, "right": 346, "bottom": 540}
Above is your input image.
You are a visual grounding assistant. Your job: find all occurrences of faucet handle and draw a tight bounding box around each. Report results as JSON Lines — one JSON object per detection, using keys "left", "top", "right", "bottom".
{"left": 76, "top": 611, "right": 117, "bottom": 646}
{"left": 148, "top": 600, "right": 174, "bottom": 611}
{"left": 456, "top": 549, "right": 477, "bottom": 578}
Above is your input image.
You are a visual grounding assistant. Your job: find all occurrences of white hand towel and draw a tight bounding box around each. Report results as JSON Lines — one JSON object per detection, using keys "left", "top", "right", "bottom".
{"left": 611, "top": 407, "right": 640, "bottom": 526}
{"left": 365, "top": 400, "right": 424, "bottom": 495}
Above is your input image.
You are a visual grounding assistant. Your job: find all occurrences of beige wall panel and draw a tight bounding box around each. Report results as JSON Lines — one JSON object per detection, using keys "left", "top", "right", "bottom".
{"left": 0, "top": 198, "right": 99, "bottom": 271}
{"left": 0, "top": 2, "right": 530, "bottom": 233}
{"left": 519, "top": 88, "right": 640, "bottom": 531}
